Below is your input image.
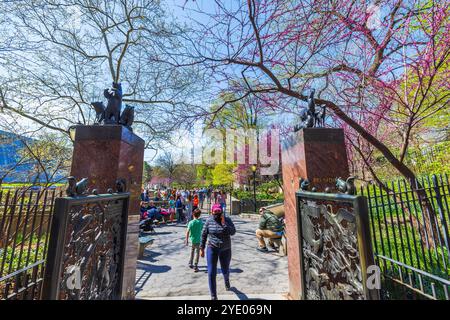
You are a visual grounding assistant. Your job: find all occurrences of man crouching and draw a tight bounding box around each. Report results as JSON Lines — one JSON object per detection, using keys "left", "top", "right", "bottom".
{"left": 256, "top": 207, "right": 284, "bottom": 252}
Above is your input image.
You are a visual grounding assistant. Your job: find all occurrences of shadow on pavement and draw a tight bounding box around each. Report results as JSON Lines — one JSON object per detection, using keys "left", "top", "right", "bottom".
{"left": 138, "top": 251, "right": 162, "bottom": 263}
{"left": 151, "top": 231, "right": 173, "bottom": 235}
{"left": 135, "top": 270, "right": 152, "bottom": 294}
{"left": 229, "top": 287, "right": 249, "bottom": 300}
{"left": 217, "top": 268, "right": 243, "bottom": 274}
{"left": 137, "top": 261, "right": 172, "bottom": 274}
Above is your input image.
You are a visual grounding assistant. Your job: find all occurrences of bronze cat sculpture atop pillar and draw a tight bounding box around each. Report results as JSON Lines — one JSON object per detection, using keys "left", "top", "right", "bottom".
{"left": 91, "top": 82, "right": 135, "bottom": 131}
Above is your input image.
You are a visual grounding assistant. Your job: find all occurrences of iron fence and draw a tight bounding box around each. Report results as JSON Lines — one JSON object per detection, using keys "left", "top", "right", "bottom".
{"left": 361, "top": 173, "right": 450, "bottom": 300}
{"left": 0, "top": 188, "right": 62, "bottom": 300}
{"left": 238, "top": 199, "right": 281, "bottom": 214}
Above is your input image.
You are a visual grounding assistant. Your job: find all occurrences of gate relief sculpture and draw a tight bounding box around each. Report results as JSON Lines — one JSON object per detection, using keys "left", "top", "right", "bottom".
{"left": 42, "top": 192, "right": 129, "bottom": 300}
{"left": 297, "top": 192, "right": 378, "bottom": 300}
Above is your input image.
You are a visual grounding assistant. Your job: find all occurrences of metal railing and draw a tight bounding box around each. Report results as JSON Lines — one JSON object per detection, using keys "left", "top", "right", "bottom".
{"left": 361, "top": 173, "right": 450, "bottom": 299}
{"left": 0, "top": 188, "right": 62, "bottom": 300}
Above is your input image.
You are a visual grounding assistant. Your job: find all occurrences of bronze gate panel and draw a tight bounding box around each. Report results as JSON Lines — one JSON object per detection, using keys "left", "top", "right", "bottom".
{"left": 42, "top": 193, "right": 129, "bottom": 300}
{"left": 296, "top": 191, "right": 379, "bottom": 300}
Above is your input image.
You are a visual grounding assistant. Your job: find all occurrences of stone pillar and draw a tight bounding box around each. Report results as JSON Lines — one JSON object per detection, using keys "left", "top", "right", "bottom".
{"left": 281, "top": 128, "right": 349, "bottom": 300}
{"left": 70, "top": 125, "right": 145, "bottom": 299}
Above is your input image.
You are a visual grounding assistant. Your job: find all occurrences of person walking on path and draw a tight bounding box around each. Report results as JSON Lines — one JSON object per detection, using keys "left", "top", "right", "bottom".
{"left": 186, "top": 194, "right": 193, "bottom": 222}
{"left": 185, "top": 209, "right": 204, "bottom": 272}
{"left": 218, "top": 191, "right": 227, "bottom": 216}
{"left": 199, "top": 188, "right": 206, "bottom": 208}
{"left": 176, "top": 195, "right": 184, "bottom": 224}
{"left": 193, "top": 194, "right": 199, "bottom": 211}
{"left": 168, "top": 195, "right": 176, "bottom": 223}
{"left": 200, "top": 203, "right": 236, "bottom": 300}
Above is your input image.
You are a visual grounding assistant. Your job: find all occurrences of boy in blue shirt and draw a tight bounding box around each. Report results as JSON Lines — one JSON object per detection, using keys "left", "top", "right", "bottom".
{"left": 185, "top": 209, "right": 204, "bottom": 272}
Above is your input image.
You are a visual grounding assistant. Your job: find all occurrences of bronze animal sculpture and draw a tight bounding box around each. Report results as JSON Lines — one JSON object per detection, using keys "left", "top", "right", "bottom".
{"left": 90, "top": 82, "right": 135, "bottom": 131}
{"left": 103, "top": 82, "right": 123, "bottom": 124}
{"left": 115, "top": 178, "right": 127, "bottom": 193}
{"left": 91, "top": 102, "right": 106, "bottom": 124}
{"left": 66, "top": 176, "right": 77, "bottom": 197}
{"left": 294, "top": 89, "right": 327, "bottom": 131}
{"left": 75, "top": 178, "right": 89, "bottom": 195}
{"left": 300, "top": 177, "right": 310, "bottom": 191}
{"left": 336, "top": 176, "right": 356, "bottom": 195}
{"left": 315, "top": 104, "right": 326, "bottom": 127}
{"left": 66, "top": 176, "right": 89, "bottom": 197}
{"left": 119, "top": 105, "right": 134, "bottom": 131}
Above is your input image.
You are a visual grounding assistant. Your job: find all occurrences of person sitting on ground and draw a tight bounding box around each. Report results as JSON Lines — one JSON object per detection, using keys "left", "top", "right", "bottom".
{"left": 185, "top": 208, "right": 204, "bottom": 272}
{"left": 147, "top": 201, "right": 162, "bottom": 222}
{"left": 255, "top": 207, "right": 284, "bottom": 252}
{"left": 140, "top": 201, "right": 150, "bottom": 219}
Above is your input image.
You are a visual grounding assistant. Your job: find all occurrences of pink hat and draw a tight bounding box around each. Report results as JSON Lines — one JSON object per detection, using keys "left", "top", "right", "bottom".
{"left": 212, "top": 203, "right": 222, "bottom": 213}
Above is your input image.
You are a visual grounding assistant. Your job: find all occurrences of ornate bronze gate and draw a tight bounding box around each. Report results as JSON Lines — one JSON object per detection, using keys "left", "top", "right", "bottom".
{"left": 296, "top": 191, "right": 379, "bottom": 300}
{"left": 42, "top": 193, "right": 130, "bottom": 300}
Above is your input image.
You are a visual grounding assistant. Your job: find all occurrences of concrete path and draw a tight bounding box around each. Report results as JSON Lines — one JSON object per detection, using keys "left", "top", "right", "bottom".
{"left": 135, "top": 214, "right": 289, "bottom": 300}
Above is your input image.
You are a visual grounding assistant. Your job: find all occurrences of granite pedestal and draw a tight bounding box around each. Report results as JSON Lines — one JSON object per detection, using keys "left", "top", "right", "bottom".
{"left": 281, "top": 128, "right": 349, "bottom": 300}
{"left": 70, "top": 125, "right": 145, "bottom": 299}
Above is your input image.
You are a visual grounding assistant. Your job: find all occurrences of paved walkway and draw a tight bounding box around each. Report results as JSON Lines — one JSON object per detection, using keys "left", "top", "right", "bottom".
{"left": 135, "top": 213, "right": 289, "bottom": 300}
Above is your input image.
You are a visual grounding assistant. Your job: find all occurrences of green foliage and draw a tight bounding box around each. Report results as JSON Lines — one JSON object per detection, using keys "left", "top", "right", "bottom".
{"left": 172, "top": 164, "right": 197, "bottom": 189}
{"left": 211, "top": 164, "right": 235, "bottom": 186}
{"left": 257, "top": 181, "right": 284, "bottom": 200}
{"left": 142, "top": 161, "right": 152, "bottom": 183}
{"left": 1, "top": 233, "right": 47, "bottom": 274}
{"left": 232, "top": 181, "right": 284, "bottom": 201}
{"left": 196, "top": 164, "right": 214, "bottom": 185}
{"left": 369, "top": 141, "right": 450, "bottom": 181}
{"left": 405, "top": 141, "right": 450, "bottom": 175}
{"left": 206, "top": 92, "right": 261, "bottom": 131}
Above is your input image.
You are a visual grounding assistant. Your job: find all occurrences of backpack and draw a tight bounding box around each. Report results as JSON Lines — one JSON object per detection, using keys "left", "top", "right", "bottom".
{"left": 263, "top": 212, "right": 284, "bottom": 232}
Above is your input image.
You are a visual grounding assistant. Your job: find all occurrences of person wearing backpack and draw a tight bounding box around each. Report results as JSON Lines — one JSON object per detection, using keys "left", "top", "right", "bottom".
{"left": 255, "top": 207, "right": 284, "bottom": 252}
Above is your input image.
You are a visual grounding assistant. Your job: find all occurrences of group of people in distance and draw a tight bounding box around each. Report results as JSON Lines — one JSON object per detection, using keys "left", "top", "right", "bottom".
{"left": 139, "top": 186, "right": 234, "bottom": 300}
{"left": 139, "top": 187, "right": 228, "bottom": 224}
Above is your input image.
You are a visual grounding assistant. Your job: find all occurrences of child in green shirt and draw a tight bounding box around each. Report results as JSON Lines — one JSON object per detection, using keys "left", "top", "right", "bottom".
{"left": 185, "top": 208, "right": 204, "bottom": 272}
